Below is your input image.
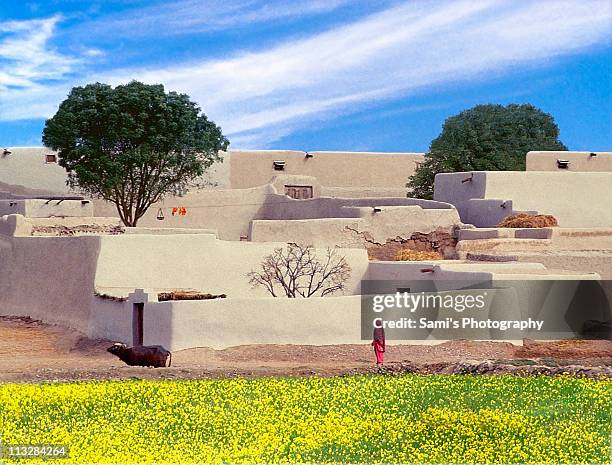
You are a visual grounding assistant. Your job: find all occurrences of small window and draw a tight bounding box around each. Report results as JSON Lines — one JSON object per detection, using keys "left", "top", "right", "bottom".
{"left": 273, "top": 160, "right": 285, "bottom": 171}
{"left": 45, "top": 154, "right": 57, "bottom": 163}
{"left": 285, "top": 185, "right": 313, "bottom": 199}
{"left": 557, "top": 159, "right": 569, "bottom": 169}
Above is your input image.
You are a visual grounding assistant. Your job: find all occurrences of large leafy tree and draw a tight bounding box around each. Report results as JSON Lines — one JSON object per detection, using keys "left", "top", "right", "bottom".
{"left": 43, "top": 81, "right": 229, "bottom": 226}
{"left": 407, "top": 104, "right": 567, "bottom": 199}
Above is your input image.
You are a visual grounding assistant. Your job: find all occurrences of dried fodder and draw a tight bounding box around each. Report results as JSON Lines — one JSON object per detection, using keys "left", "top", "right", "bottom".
{"left": 32, "top": 224, "right": 125, "bottom": 236}
{"left": 394, "top": 249, "right": 443, "bottom": 261}
{"left": 157, "top": 291, "right": 227, "bottom": 302}
{"left": 497, "top": 213, "right": 558, "bottom": 228}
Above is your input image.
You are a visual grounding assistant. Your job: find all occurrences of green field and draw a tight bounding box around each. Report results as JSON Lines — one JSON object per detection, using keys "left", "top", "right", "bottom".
{"left": 0, "top": 375, "right": 610, "bottom": 464}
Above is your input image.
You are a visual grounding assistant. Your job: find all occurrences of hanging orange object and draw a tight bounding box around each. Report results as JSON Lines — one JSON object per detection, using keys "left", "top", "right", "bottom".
{"left": 171, "top": 207, "right": 187, "bottom": 217}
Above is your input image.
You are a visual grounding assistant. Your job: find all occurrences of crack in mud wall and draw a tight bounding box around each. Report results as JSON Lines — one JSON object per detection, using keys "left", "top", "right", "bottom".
{"left": 357, "top": 229, "right": 458, "bottom": 260}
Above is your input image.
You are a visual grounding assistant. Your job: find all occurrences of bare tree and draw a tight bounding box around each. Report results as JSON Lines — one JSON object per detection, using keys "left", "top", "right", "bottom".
{"left": 247, "top": 243, "right": 352, "bottom": 298}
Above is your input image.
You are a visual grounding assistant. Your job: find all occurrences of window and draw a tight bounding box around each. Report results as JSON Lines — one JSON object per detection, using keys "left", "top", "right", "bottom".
{"left": 45, "top": 154, "right": 57, "bottom": 163}
{"left": 285, "top": 185, "right": 313, "bottom": 200}
{"left": 557, "top": 159, "right": 570, "bottom": 169}
{"left": 273, "top": 160, "right": 286, "bottom": 171}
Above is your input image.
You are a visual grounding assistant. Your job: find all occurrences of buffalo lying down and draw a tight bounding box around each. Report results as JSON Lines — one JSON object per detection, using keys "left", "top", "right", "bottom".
{"left": 107, "top": 343, "right": 172, "bottom": 368}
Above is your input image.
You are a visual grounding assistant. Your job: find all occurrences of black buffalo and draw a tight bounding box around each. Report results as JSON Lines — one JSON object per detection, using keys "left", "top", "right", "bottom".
{"left": 107, "top": 343, "right": 172, "bottom": 368}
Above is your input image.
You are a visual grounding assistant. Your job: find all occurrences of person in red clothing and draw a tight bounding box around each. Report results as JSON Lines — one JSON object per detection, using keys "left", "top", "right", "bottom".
{"left": 371, "top": 325, "right": 385, "bottom": 366}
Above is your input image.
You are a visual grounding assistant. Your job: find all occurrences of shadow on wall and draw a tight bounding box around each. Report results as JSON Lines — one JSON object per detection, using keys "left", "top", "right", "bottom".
{"left": 0, "top": 231, "right": 103, "bottom": 333}
{"left": 97, "top": 280, "right": 610, "bottom": 351}
{"left": 92, "top": 177, "right": 457, "bottom": 241}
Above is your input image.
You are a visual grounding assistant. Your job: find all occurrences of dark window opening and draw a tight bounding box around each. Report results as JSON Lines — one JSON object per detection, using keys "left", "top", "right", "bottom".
{"left": 285, "top": 185, "right": 313, "bottom": 200}
{"left": 557, "top": 159, "right": 570, "bottom": 169}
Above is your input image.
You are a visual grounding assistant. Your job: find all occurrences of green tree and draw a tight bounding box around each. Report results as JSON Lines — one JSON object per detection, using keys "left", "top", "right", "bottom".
{"left": 407, "top": 103, "right": 567, "bottom": 199}
{"left": 43, "top": 81, "right": 229, "bottom": 226}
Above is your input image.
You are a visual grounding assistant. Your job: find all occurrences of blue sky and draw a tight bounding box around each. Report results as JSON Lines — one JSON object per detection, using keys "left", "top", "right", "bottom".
{"left": 1, "top": 0, "right": 610, "bottom": 151}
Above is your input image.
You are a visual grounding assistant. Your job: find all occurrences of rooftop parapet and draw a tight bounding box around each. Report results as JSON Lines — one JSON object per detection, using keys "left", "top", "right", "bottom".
{"left": 0, "top": 198, "right": 94, "bottom": 219}
{"left": 526, "top": 151, "right": 612, "bottom": 172}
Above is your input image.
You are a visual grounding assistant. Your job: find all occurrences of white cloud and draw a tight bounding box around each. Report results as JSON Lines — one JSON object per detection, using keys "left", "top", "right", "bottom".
{"left": 1, "top": 0, "right": 611, "bottom": 148}
{"left": 0, "top": 15, "right": 79, "bottom": 120}
{"left": 104, "top": 0, "right": 610, "bottom": 147}
{"left": 84, "top": 48, "right": 105, "bottom": 58}
{"left": 78, "top": 0, "right": 358, "bottom": 37}
{"left": 0, "top": 84, "right": 70, "bottom": 121}
{"left": 0, "top": 16, "right": 78, "bottom": 87}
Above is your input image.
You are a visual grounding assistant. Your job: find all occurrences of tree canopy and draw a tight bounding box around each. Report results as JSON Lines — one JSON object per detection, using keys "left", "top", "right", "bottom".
{"left": 42, "top": 81, "right": 229, "bottom": 226}
{"left": 407, "top": 103, "right": 567, "bottom": 199}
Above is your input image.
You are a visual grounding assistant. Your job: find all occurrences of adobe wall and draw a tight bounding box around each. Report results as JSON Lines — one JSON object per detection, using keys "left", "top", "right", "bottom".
{"left": 0, "top": 214, "right": 122, "bottom": 237}
{"left": 0, "top": 147, "right": 428, "bottom": 239}
{"left": 93, "top": 233, "right": 369, "bottom": 298}
{"left": 366, "top": 260, "right": 598, "bottom": 282}
{"left": 250, "top": 205, "right": 461, "bottom": 258}
{"left": 106, "top": 277, "right": 599, "bottom": 350}
{"left": 2, "top": 213, "right": 604, "bottom": 349}
{"left": 93, "top": 289, "right": 527, "bottom": 350}
{"left": 434, "top": 171, "right": 612, "bottom": 227}
{"left": 0, "top": 231, "right": 102, "bottom": 333}
{"left": 321, "top": 186, "right": 407, "bottom": 198}
{"left": 0, "top": 147, "right": 231, "bottom": 194}
{"left": 456, "top": 227, "right": 612, "bottom": 251}
{"left": 94, "top": 185, "right": 457, "bottom": 241}
{"left": 92, "top": 184, "right": 275, "bottom": 240}
{"left": 0, "top": 218, "right": 369, "bottom": 335}
{"left": 139, "top": 296, "right": 364, "bottom": 350}
{"left": 258, "top": 194, "right": 453, "bottom": 220}
{"left": 0, "top": 148, "right": 70, "bottom": 193}
{"left": 229, "top": 150, "right": 424, "bottom": 189}
{"left": 526, "top": 151, "right": 612, "bottom": 172}
{"left": 0, "top": 199, "right": 94, "bottom": 218}
{"left": 454, "top": 227, "right": 612, "bottom": 280}
{"left": 1, "top": 147, "right": 423, "bottom": 196}
{"left": 89, "top": 297, "right": 132, "bottom": 343}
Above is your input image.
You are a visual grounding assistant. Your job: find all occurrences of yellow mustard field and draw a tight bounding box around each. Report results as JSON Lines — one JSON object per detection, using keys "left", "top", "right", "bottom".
{"left": 0, "top": 375, "right": 610, "bottom": 464}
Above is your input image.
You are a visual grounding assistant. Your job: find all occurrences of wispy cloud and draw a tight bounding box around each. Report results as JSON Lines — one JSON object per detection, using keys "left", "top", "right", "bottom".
{"left": 0, "top": 15, "right": 78, "bottom": 88}
{"left": 1, "top": 0, "right": 611, "bottom": 148}
{"left": 105, "top": 0, "right": 611, "bottom": 147}
{"left": 0, "top": 15, "right": 81, "bottom": 120}
{"left": 77, "top": 0, "right": 358, "bottom": 37}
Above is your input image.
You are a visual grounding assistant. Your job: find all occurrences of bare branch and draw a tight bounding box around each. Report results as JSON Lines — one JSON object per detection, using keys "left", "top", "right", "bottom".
{"left": 247, "top": 244, "right": 351, "bottom": 298}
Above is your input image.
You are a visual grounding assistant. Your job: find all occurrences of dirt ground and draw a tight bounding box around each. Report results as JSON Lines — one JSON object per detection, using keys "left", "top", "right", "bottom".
{"left": 1, "top": 316, "right": 611, "bottom": 383}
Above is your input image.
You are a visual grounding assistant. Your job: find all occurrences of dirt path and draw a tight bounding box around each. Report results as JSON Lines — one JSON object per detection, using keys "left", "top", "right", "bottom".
{"left": 0, "top": 316, "right": 610, "bottom": 383}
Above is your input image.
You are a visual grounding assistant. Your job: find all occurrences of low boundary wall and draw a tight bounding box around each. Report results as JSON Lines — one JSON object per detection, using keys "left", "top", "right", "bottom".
{"left": 141, "top": 296, "right": 364, "bottom": 350}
